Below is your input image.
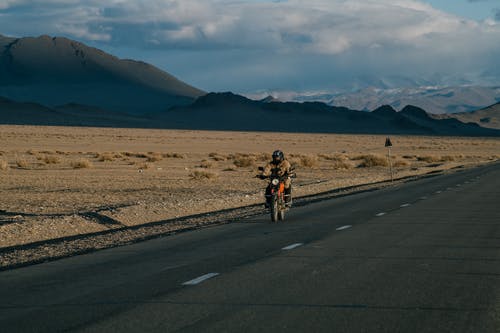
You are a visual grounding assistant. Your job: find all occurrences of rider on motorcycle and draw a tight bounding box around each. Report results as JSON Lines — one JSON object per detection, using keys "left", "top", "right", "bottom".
{"left": 261, "top": 150, "right": 293, "bottom": 207}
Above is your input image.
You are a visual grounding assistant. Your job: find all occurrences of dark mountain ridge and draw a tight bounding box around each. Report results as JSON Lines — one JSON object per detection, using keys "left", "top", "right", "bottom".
{"left": 0, "top": 34, "right": 205, "bottom": 113}
{"left": 1, "top": 92, "right": 499, "bottom": 136}
{"left": 161, "top": 93, "right": 500, "bottom": 136}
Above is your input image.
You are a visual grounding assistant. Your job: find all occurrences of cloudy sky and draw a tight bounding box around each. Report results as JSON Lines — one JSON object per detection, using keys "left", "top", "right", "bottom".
{"left": 1, "top": 0, "right": 499, "bottom": 93}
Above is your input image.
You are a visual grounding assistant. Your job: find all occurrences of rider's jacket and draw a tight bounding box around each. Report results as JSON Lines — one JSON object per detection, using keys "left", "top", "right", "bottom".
{"left": 262, "top": 159, "right": 292, "bottom": 178}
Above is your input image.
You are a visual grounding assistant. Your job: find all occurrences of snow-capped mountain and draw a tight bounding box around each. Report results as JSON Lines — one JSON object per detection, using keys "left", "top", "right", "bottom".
{"left": 245, "top": 86, "right": 500, "bottom": 114}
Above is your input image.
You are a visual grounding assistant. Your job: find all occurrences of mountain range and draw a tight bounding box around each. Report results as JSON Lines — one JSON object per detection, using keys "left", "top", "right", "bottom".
{"left": 0, "top": 34, "right": 204, "bottom": 114}
{"left": 248, "top": 86, "right": 500, "bottom": 115}
{"left": 1, "top": 91, "right": 499, "bottom": 136}
{"left": 432, "top": 102, "right": 500, "bottom": 130}
{"left": 1, "top": 34, "right": 499, "bottom": 136}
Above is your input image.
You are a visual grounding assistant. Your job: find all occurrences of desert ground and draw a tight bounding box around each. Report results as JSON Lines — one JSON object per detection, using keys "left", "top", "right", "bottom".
{"left": 1, "top": 125, "right": 499, "bottom": 250}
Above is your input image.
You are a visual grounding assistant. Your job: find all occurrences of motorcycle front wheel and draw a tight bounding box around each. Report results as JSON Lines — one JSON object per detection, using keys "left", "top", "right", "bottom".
{"left": 277, "top": 196, "right": 285, "bottom": 221}
{"left": 270, "top": 196, "right": 278, "bottom": 222}
{"left": 278, "top": 207, "right": 285, "bottom": 221}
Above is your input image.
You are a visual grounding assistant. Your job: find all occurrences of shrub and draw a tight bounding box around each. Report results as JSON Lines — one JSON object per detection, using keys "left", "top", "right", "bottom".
{"left": 71, "top": 159, "right": 93, "bottom": 169}
{"left": 190, "top": 169, "right": 218, "bottom": 180}
{"left": 358, "top": 154, "right": 389, "bottom": 167}
{"left": 0, "top": 160, "right": 8, "bottom": 170}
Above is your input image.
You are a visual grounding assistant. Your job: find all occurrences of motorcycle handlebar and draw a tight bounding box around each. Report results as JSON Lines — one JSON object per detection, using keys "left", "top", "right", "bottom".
{"left": 256, "top": 173, "right": 295, "bottom": 180}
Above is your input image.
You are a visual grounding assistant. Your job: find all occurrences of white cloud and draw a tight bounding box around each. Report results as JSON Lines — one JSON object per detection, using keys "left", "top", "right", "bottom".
{"left": 1, "top": 0, "right": 500, "bottom": 90}
{"left": 2, "top": 0, "right": 499, "bottom": 53}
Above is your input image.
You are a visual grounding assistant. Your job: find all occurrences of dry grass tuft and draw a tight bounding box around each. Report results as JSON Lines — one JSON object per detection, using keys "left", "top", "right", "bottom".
{"left": 298, "top": 155, "right": 319, "bottom": 168}
{"left": 98, "top": 153, "right": 116, "bottom": 162}
{"left": 256, "top": 152, "right": 272, "bottom": 161}
{"left": 440, "top": 155, "right": 457, "bottom": 162}
{"left": 318, "top": 153, "right": 351, "bottom": 169}
{"left": 358, "top": 154, "right": 389, "bottom": 168}
{"left": 393, "top": 159, "right": 410, "bottom": 167}
{"left": 147, "top": 153, "right": 163, "bottom": 162}
{"left": 209, "top": 152, "right": 227, "bottom": 161}
{"left": 71, "top": 159, "right": 93, "bottom": 169}
{"left": 318, "top": 153, "right": 350, "bottom": 162}
{"left": 417, "top": 155, "right": 441, "bottom": 163}
{"left": 331, "top": 160, "right": 354, "bottom": 170}
{"left": 122, "top": 152, "right": 149, "bottom": 158}
{"left": 0, "top": 160, "right": 8, "bottom": 170}
{"left": 56, "top": 151, "right": 71, "bottom": 155}
{"left": 16, "top": 159, "right": 29, "bottom": 168}
{"left": 233, "top": 155, "right": 256, "bottom": 168}
{"left": 138, "top": 163, "right": 151, "bottom": 170}
{"left": 190, "top": 169, "right": 218, "bottom": 180}
{"left": 199, "top": 160, "right": 215, "bottom": 168}
{"left": 164, "top": 152, "right": 185, "bottom": 159}
{"left": 223, "top": 166, "right": 237, "bottom": 171}
{"left": 26, "top": 149, "right": 38, "bottom": 155}
{"left": 42, "top": 155, "right": 61, "bottom": 164}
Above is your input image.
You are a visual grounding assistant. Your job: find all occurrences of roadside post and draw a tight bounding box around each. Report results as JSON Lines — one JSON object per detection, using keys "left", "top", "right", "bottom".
{"left": 385, "top": 137, "right": 393, "bottom": 182}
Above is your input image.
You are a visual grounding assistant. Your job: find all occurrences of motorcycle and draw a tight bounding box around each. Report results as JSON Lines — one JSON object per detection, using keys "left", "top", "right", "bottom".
{"left": 258, "top": 167, "right": 295, "bottom": 222}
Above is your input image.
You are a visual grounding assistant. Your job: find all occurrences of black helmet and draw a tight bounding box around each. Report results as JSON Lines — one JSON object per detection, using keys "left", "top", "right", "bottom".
{"left": 272, "top": 150, "right": 284, "bottom": 163}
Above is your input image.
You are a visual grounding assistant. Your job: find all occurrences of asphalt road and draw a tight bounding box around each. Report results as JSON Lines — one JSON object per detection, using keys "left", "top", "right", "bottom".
{"left": 1, "top": 162, "right": 500, "bottom": 332}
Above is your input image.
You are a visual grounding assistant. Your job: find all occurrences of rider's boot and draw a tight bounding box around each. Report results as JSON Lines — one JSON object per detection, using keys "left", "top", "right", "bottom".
{"left": 265, "top": 186, "right": 272, "bottom": 208}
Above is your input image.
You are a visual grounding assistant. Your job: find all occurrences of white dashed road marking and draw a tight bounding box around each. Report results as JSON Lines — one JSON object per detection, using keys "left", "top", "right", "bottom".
{"left": 435, "top": 191, "right": 442, "bottom": 194}
{"left": 336, "top": 225, "right": 352, "bottom": 231}
{"left": 376, "top": 212, "right": 386, "bottom": 217}
{"left": 182, "top": 273, "right": 219, "bottom": 286}
{"left": 420, "top": 196, "right": 427, "bottom": 200}
{"left": 282, "top": 243, "right": 303, "bottom": 251}
{"left": 400, "top": 203, "right": 411, "bottom": 208}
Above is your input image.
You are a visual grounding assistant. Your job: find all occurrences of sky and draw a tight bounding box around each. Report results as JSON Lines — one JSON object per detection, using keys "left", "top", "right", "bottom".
{"left": 1, "top": 0, "right": 500, "bottom": 93}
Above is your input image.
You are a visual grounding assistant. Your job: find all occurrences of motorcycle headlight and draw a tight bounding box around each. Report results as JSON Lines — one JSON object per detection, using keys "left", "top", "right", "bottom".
{"left": 272, "top": 178, "right": 280, "bottom": 186}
